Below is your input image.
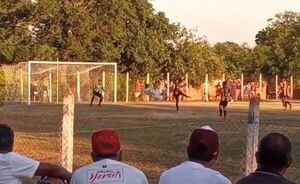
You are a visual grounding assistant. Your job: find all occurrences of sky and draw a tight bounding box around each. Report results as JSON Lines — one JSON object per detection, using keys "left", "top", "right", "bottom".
{"left": 151, "top": 0, "right": 300, "bottom": 47}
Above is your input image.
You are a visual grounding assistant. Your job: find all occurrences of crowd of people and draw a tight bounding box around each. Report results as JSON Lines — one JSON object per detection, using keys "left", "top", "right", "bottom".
{"left": 0, "top": 123, "right": 296, "bottom": 184}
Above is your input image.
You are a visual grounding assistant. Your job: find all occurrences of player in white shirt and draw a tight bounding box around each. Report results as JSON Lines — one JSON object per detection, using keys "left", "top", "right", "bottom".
{"left": 158, "top": 126, "right": 232, "bottom": 184}
{"left": 71, "top": 129, "right": 149, "bottom": 184}
{"left": 0, "top": 124, "right": 72, "bottom": 184}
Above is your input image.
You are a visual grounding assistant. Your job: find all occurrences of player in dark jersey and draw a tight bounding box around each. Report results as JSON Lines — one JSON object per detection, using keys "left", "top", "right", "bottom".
{"left": 173, "top": 78, "right": 189, "bottom": 112}
{"left": 280, "top": 79, "right": 292, "bottom": 110}
{"left": 90, "top": 80, "right": 105, "bottom": 107}
{"left": 219, "top": 81, "right": 231, "bottom": 120}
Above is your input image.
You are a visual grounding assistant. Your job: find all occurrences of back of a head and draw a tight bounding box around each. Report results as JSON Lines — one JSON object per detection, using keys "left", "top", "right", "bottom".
{"left": 222, "top": 81, "right": 227, "bottom": 87}
{"left": 0, "top": 124, "right": 14, "bottom": 152}
{"left": 187, "top": 126, "right": 219, "bottom": 162}
{"left": 91, "top": 129, "right": 121, "bottom": 159}
{"left": 258, "top": 133, "right": 292, "bottom": 171}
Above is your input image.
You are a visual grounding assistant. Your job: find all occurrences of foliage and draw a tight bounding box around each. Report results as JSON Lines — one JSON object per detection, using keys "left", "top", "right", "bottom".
{"left": 0, "top": 1, "right": 299, "bottom": 86}
{"left": 255, "top": 11, "right": 300, "bottom": 79}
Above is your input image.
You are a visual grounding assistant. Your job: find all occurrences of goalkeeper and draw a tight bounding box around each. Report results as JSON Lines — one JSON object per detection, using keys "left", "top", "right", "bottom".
{"left": 90, "top": 79, "right": 105, "bottom": 107}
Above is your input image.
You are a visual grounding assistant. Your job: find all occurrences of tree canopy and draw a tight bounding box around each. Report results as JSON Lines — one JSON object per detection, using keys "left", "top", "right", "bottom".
{"left": 0, "top": 1, "right": 299, "bottom": 84}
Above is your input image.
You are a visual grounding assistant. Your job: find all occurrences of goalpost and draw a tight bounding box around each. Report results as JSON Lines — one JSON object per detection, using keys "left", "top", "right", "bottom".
{"left": 1, "top": 61, "right": 117, "bottom": 104}
{"left": 27, "top": 61, "right": 117, "bottom": 105}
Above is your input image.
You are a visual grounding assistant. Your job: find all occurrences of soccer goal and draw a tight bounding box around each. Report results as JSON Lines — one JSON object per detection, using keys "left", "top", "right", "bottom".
{"left": 1, "top": 61, "right": 117, "bottom": 104}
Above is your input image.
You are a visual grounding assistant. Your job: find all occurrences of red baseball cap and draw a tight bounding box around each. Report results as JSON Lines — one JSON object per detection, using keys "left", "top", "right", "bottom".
{"left": 188, "top": 126, "right": 219, "bottom": 158}
{"left": 91, "top": 129, "right": 121, "bottom": 155}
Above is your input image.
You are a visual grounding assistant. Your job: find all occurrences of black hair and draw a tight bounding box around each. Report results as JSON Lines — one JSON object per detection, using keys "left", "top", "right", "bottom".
{"left": 95, "top": 153, "right": 118, "bottom": 159}
{"left": 259, "top": 133, "right": 292, "bottom": 171}
{"left": 188, "top": 143, "right": 214, "bottom": 162}
{"left": 0, "top": 124, "right": 14, "bottom": 151}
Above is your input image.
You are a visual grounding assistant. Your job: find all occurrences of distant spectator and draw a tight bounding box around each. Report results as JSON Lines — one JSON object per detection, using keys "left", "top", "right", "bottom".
{"left": 0, "top": 124, "right": 71, "bottom": 184}
{"left": 236, "top": 133, "right": 296, "bottom": 184}
{"left": 71, "top": 129, "right": 149, "bottom": 184}
{"left": 31, "top": 81, "right": 39, "bottom": 102}
{"left": 158, "top": 126, "right": 232, "bottom": 184}
{"left": 134, "top": 79, "right": 142, "bottom": 102}
{"left": 215, "top": 82, "right": 222, "bottom": 101}
{"left": 236, "top": 80, "right": 241, "bottom": 101}
{"left": 231, "top": 80, "right": 237, "bottom": 101}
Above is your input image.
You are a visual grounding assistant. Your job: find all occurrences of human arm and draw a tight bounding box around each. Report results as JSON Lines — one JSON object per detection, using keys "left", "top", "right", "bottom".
{"left": 35, "top": 162, "right": 72, "bottom": 182}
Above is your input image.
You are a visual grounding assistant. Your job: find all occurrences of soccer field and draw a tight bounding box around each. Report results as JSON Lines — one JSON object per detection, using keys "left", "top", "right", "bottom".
{"left": 0, "top": 101, "right": 299, "bottom": 183}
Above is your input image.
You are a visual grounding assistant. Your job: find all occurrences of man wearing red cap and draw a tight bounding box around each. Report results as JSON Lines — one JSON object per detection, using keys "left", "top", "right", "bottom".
{"left": 70, "top": 129, "right": 149, "bottom": 184}
{"left": 158, "top": 126, "right": 231, "bottom": 184}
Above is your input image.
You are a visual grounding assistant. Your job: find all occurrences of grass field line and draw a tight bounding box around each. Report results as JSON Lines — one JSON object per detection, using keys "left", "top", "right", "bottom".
{"left": 15, "top": 121, "right": 220, "bottom": 136}
{"left": 15, "top": 120, "right": 300, "bottom": 136}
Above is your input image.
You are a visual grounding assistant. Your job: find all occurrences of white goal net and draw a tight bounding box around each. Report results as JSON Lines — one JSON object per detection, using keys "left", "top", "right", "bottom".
{"left": 1, "top": 61, "right": 117, "bottom": 104}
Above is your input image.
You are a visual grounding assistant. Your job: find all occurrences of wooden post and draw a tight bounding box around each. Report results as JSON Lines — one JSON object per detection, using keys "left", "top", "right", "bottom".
{"left": 102, "top": 71, "right": 106, "bottom": 101}
{"left": 167, "top": 73, "right": 170, "bottom": 101}
{"left": 49, "top": 72, "right": 52, "bottom": 103}
{"left": 290, "top": 75, "right": 294, "bottom": 99}
{"left": 222, "top": 73, "right": 225, "bottom": 81}
{"left": 56, "top": 58, "right": 59, "bottom": 104}
{"left": 185, "top": 74, "right": 189, "bottom": 98}
{"left": 205, "top": 74, "right": 209, "bottom": 102}
{"left": 275, "top": 75, "right": 278, "bottom": 100}
{"left": 61, "top": 89, "right": 74, "bottom": 172}
{"left": 245, "top": 95, "right": 260, "bottom": 175}
{"left": 77, "top": 71, "right": 81, "bottom": 102}
{"left": 126, "top": 72, "right": 129, "bottom": 103}
{"left": 146, "top": 73, "right": 150, "bottom": 102}
{"left": 241, "top": 73, "right": 244, "bottom": 101}
{"left": 20, "top": 69, "right": 24, "bottom": 100}
{"left": 259, "top": 74, "right": 262, "bottom": 95}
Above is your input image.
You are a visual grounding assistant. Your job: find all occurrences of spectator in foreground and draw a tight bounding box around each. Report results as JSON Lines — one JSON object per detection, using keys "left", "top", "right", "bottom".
{"left": 236, "top": 133, "right": 296, "bottom": 184}
{"left": 0, "top": 124, "right": 72, "bottom": 184}
{"left": 70, "top": 129, "right": 149, "bottom": 184}
{"left": 158, "top": 126, "right": 232, "bottom": 184}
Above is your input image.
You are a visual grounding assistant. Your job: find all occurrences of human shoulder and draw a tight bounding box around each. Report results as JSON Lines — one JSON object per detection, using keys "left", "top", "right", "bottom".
{"left": 119, "top": 161, "right": 146, "bottom": 177}
{"left": 205, "top": 168, "right": 232, "bottom": 184}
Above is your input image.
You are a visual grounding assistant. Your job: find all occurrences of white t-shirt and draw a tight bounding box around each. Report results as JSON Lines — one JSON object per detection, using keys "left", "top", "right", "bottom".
{"left": 159, "top": 161, "right": 232, "bottom": 184}
{"left": 71, "top": 159, "right": 149, "bottom": 184}
{"left": 0, "top": 152, "right": 40, "bottom": 184}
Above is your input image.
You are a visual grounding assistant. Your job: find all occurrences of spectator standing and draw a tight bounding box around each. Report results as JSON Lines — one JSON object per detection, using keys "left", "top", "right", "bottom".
{"left": 134, "top": 79, "right": 142, "bottom": 102}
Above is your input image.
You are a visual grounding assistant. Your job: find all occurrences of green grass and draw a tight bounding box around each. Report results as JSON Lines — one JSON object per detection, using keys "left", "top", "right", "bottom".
{"left": 0, "top": 101, "right": 299, "bottom": 183}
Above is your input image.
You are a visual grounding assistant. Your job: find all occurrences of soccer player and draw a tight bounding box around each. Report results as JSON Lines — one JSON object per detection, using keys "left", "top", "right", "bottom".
{"left": 219, "top": 81, "right": 231, "bottom": 120}
{"left": 90, "top": 79, "right": 105, "bottom": 107}
{"left": 173, "top": 78, "right": 189, "bottom": 112}
{"left": 280, "top": 79, "right": 292, "bottom": 110}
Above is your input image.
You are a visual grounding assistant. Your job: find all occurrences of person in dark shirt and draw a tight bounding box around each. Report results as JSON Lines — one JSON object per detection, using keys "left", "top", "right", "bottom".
{"left": 236, "top": 133, "right": 296, "bottom": 184}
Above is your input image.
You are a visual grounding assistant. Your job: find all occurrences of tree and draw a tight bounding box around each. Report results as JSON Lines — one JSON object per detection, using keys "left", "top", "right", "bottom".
{"left": 255, "top": 11, "right": 300, "bottom": 79}
{"left": 214, "top": 42, "right": 255, "bottom": 79}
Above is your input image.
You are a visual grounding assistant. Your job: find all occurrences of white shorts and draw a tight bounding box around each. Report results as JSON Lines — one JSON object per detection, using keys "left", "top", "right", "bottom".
{"left": 34, "top": 91, "right": 38, "bottom": 95}
{"left": 135, "top": 92, "right": 141, "bottom": 98}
